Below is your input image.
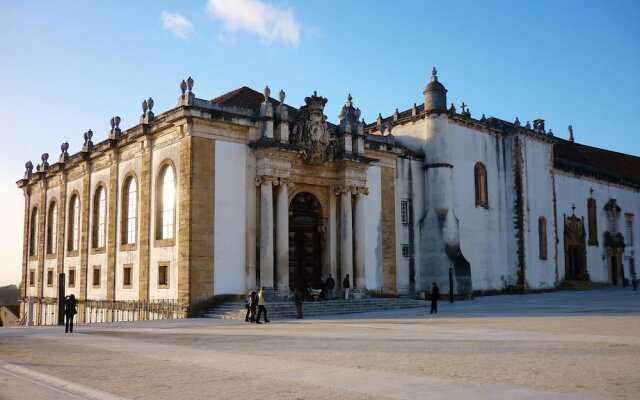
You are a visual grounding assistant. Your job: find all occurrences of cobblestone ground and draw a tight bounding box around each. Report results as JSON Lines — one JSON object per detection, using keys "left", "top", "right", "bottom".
{"left": 1, "top": 288, "right": 639, "bottom": 400}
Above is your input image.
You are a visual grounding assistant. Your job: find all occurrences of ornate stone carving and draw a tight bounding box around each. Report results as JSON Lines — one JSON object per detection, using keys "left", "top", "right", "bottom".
{"left": 82, "top": 129, "right": 94, "bottom": 152}
{"left": 255, "top": 175, "right": 276, "bottom": 186}
{"left": 290, "top": 91, "right": 336, "bottom": 164}
{"left": 278, "top": 177, "right": 294, "bottom": 188}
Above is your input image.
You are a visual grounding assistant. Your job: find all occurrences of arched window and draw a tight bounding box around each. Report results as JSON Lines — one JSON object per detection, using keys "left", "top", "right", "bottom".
{"left": 47, "top": 201, "right": 57, "bottom": 254}
{"left": 122, "top": 175, "right": 137, "bottom": 245}
{"left": 29, "top": 207, "right": 38, "bottom": 257}
{"left": 157, "top": 163, "right": 175, "bottom": 240}
{"left": 68, "top": 194, "right": 80, "bottom": 252}
{"left": 538, "top": 217, "right": 547, "bottom": 260}
{"left": 474, "top": 162, "right": 488, "bottom": 208}
{"left": 92, "top": 186, "right": 106, "bottom": 248}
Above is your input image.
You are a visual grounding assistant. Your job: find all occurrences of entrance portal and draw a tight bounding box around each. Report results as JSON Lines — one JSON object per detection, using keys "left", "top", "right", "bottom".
{"left": 288, "top": 192, "right": 322, "bottom": 290}
{"left": 564, "top": 214, "right": 589, "bottom": 280}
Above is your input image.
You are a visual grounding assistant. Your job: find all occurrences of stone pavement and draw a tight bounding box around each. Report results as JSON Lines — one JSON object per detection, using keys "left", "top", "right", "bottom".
{"left": 0, "top": 287, "right": 638, "bottom": 400}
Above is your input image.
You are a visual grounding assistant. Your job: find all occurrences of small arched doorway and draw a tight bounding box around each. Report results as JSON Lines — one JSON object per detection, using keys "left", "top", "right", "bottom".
{"left": 288, "top": 192, "right": 322, "bottom": 290}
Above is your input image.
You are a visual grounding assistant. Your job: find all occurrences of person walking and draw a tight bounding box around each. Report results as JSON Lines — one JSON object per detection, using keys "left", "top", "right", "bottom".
{"left": 244, "top": 290, "right": 253, "bottom": 322}
{"left": 343, "top": 274, "right": 351, "bottom": 300}
{"left": 250, "top": 291, "right": 258, "bottom": 322}
{"left": 325, "top": 274, "right": 336, "bottom": 300}
{"left": 430, "top": 282, "right": 440, "bottom": 314}
{"left": 294, "top": 287, "right": 304, "bottom": 319}
{"left": 256, "top": 287, "right": 270, "bottom": 323}
{"left": 64, "top": 294, "right": 78, "bottom": 333}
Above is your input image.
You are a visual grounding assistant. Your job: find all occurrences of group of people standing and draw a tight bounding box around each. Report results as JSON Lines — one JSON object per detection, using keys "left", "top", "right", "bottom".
{"left": 244, "top": 287, "right": 270, "bottom": 323}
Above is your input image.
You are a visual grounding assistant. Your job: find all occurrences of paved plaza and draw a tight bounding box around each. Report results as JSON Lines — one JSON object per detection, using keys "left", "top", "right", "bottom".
{"left": 1, "top": 288, "right": 639, "bottom": 400}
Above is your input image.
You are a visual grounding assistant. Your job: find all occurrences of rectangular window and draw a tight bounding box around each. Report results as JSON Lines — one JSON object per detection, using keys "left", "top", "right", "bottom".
{"left": 123, "top": 265, "right": 132, "bottom": 288}
{"left": 626, "top": 215, "right": 634, "bottom": 246}
{"left": 47, "top": 269, "right": 53, "bottom": 287}
{"left": 158, "top": 263, "right": 169, "bottom": 288}
{"left": 401, "top": 245, "right": 410, "bottom": 258}
{"left": 538, "top": 217, "right": 548, "bottom": 260}
{"left": 92, "top": 266, "right": 101, "bottom": 287}
{"left": 29, "top": 269, "right": 35, "bottom": 287}
{"left": 400, "top": 200, "right": 409, "bottom": 225}
{"left": 68, "top": 268, "right": 76, "bottom": 287}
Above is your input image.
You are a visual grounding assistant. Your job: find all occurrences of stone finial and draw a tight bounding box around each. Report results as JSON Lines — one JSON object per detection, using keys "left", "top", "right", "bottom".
{"left": 412, "top": 103, "right": 417, "bottom": 117}
{"left": 263, "top": 86, "right": 271, "bottom": 102}
{"left": 187, "top": 76, "right": 194, "bottom": 92}
{"left": 514, "top": 117, "right": 521, "bottom": 126}
{"left": 568, "top": 125, "right": 574, "bottom": 142}
{"left": 355, "top": 107, "right": 361, "bottom": 119}
{"left": 525, "top": 121, "right": 531, "bottom": 129}
{"left": 142, "top": 99, "right": 148, "bottom": 115}
{"left": 432, "top": 67, "right": 438, "bottom": 80}
{"left": 109, "top": 116, "right": 122, "bottom": 139}
{"left": 548, "top": 129, "right": 554, "bottom": 136}
{"left": 279, "top": 89, "right": 285, "bottom": 103}
{"left": 346, "top": 93, "right": 353, "bottom": 107}
{"left": 60, "top": 141, "right": 70, "bottom": 162}
{"left": 40, "top": 153, "right": 49, "bottom": 171}
{"left": 460, "top": 102, "right": 467, "bottom": 113}
{"left": 480, "top": 114, "right": 486, "bottom": 123}
{"left": 180, "top": 79, "right": 187, "bottom": 95}
{"left": 110, "top": 117, "right": 116, "bottom": 130}
{"left": 82, "top": 129, "right": 94, "bottom": 151}
{"left": 393, "top": 108, "right": 399, "bottom": 121}
{"left": 377, "top": 113, "right": 383, "bottom": 129}
{"left": 24, "top": 160, "right": 33, "bottom": 178}
{"left": 449, "top": 103, "right": 456, "bottom": 114}
{"left": 386, "top": 121, "right": 394, "bottom": 136}
{"left": 148, "top": 97, "right": 154, "bottom": 111}
{"left": 115, "top": 116, "right": 121, "bottom": 128}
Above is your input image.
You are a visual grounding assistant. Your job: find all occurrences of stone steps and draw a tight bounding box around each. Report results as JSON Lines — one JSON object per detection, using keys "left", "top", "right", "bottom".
{"left": 558, "top": 280, "right": 609, "bottom": 291}
{"left": 203, "top": 298, "right": 427, "bottom": 320}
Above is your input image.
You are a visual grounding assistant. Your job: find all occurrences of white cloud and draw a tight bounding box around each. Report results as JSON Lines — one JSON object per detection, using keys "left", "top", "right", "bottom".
{"left": 161, "top": 12, "right": 196, "bottom": 41}
{"left": 206, "top": 0, "right": 301, "bottom": 46}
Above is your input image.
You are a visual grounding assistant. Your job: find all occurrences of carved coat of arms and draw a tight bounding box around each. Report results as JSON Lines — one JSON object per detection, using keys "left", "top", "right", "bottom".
{"left": 290, "top": 91, "right": 336, "bottom": 164}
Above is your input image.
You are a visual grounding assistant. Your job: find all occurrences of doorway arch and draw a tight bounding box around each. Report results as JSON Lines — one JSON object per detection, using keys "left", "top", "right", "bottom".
{"left": 288, "top": 192, "right": 323, "bottom": 290}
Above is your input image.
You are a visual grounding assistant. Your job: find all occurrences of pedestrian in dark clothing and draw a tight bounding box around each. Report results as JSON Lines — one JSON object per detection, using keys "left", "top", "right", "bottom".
{"left": 343, "top": 274, "right": 351, "bottom": 300}
{"left": 325, "top": 274, "right": 336, "bottom": 300}
{"left": 294, "top": 287, "right": 304, "bottom": 319}
{"left": 250, "top": 291, "right": 258, "bottom": 322}
{"left": 256, "top": 287, "right": 269, "bottom": 323}
{"left": 430, "top": 282, "right": 440, "bottom": 314}
{"left": 64, "top": 294, "right": 78, "bottom": 333}
{"left": 245, "top": 290, "right": 254, "bottom": 322}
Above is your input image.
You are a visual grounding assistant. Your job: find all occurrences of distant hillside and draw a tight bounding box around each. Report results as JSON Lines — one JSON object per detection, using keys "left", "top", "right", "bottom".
{"left": 0, "top": 285, "right": 20, "bottom": 306}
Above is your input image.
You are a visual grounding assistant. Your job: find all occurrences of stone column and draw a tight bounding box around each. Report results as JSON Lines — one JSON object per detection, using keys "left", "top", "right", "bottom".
{"left": 256, "top": 176, "right": 275, "bottom": 288}
{"left": 354, "top": 187, "right": 368, "bottom": 288}
{"left": 338, "top": 186, "right": 353, "bottom": 282}
{"left": 275, "top": 178, "right": 292, "bottom": 290}
{"left": 328, "top": 187, "right": 338, "bottom": 281}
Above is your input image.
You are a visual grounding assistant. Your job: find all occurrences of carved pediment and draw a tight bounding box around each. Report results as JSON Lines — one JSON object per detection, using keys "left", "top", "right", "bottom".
{"left": 290, "top": 91, "right": 336, "bottom": 165}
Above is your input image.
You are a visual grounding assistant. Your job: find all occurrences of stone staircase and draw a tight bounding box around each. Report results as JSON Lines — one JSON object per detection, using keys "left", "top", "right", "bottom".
{"left": 203, "top": 298, "right": 428, "bottom": 320}
{"left": 558, "top": 280, "right": 609, "bottom": 291}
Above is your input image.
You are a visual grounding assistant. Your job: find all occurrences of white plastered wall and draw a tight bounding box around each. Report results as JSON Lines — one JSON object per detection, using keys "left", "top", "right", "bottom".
{"left": 364, "top": 165, "right": 382, "bottom": 290}
{"left": 214, "top": 141, "right": 247, "bottom": 295}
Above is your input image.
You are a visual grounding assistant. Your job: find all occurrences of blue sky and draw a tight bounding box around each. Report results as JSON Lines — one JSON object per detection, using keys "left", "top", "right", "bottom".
{"left": 1, "top": 0, "right": 639, "bottom": 286}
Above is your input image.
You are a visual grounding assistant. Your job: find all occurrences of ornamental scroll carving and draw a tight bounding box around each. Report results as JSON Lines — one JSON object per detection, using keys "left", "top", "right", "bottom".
{"left": 333, "top": 185, "right": 369, "bottom": 196}
{"left": 290, "top": 91, "right": 337, "bottom": 165}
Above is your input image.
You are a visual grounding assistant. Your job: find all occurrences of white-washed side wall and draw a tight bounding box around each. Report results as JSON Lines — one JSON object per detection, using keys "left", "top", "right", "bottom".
{"left": 554, "top": 172, "right": 640, "bottom": 283}
{"left": 501, "top": 136, "right": 520, "bottom": 287}
{"left": 115, "top": 157, "right": 142, "bottom": 301}
{"left": 447, "top": 122, "right": 511, "bottom": 291}
{"left": 149, "top": 143, "right": 180, "bottom": 300}
{"left": 86, "top": 166, "right": 110, "bottom": 300}
{"left": 43, "top": 185, "right": 61, "bottom": 298}
{"left": 410, "top": 159, "right": 425, "bottom": 292}
{"left": 214, "top": 141, "right": 247, "bottom": 295}
{"left": 63, "top": 176, "right": 83, "bottom": 299}
{"left": 395, "top": 158, "right": 413, "bottom": 294}
{"left": 519, "top": 137, "right": 556, "bottom": 289}
{"left": 364, "top": 165, "right": 382, "bottom": 290}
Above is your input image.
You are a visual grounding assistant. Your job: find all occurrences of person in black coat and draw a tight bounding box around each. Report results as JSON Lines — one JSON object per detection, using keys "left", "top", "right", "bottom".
{"left": 64, "top": 294, "right": 78, "bottom": 333}
{"left": 430, "top": 282, "right": 440, "bottom": 314}
{"left": 343, "top": 274, "right": 351, "bottom": 300}
{"left": 325, "top": 274, "right": 336, "bottom": 300}
{"left": 294, "top": 287, "right": 304, "bottom": 319}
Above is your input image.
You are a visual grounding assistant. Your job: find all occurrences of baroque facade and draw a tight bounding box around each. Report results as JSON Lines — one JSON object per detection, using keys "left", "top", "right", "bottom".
{"left": 17, "top": 70, "right": 640, "bottom": 323}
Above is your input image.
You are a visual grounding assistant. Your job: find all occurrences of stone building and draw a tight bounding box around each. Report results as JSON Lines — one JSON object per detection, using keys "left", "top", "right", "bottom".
{"left": 16, "top": 70, "right": 640, "bottom": 324}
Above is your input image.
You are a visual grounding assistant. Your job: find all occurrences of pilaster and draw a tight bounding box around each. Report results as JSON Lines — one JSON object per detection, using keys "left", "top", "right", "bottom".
{"left": 79, "top": 162, "right": 91, "bottom": 307}
{"left": 106, "top": 156, "right": 118, "bottom": 300}
{"left": 37, "top": 182, "right": 47, "bottom": 299}
{"left": 56, "top": 173, "right": 67, "bottom": 280}
{"left": 354, "top": 187, "right": 368, "bottom": 288}
{"left": 337, "top": 185, "right": 353, "bottom": 282}
{"left": 275, "top": 178, "right": 292, "bottom": 290}
{"left": 138, "top": 146, "right": 152, "bottom": 303}
{"left": 380, "top": 166, "right": 397, "bottom": 294}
